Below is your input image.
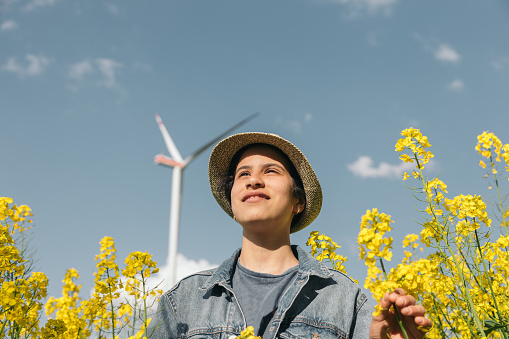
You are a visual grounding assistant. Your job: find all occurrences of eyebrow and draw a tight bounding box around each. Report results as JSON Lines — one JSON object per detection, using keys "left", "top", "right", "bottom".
{"left": 235, "top": 163, "right": 286, "bottom": 175}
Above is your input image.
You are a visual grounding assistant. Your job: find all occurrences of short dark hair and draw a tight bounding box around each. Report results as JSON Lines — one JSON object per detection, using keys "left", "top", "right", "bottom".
{"left": 218, "top": 143, "right": 306, "bottom": 227}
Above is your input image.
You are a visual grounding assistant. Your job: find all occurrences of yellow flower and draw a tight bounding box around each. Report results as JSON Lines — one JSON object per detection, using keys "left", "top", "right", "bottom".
{"left": 237, "top": 326, "right": 261, "bottom": 339}
{"left": 40, "top": 319, "right": 67, "bottom": 338}
{"left": 395, "top": 128, "right": 434, "bottom": 172}
{"left": 400, "top": 154, "right": 414, "bottom": 163}
{"left": 306, "top": 231, "right": 356, "bottom": 282}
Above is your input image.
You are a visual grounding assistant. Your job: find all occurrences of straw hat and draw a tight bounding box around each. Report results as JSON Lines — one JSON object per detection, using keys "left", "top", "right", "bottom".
{"left": 208, "top": 132, "right": 322, "bottom": 233}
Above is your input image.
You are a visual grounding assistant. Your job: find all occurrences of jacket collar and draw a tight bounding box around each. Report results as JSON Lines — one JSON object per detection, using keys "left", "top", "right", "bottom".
{"left": 199, "top": 245, "right": 332, "bottom": 291}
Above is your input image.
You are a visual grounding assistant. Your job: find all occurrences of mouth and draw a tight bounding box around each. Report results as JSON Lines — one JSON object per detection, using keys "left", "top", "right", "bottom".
{"left": 242, "top": 192, "right": 270, "bottom": 202}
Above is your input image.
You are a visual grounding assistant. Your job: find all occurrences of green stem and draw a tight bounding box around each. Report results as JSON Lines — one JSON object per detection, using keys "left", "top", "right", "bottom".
{"left": 106, "top": 269, "right": 116, "bottom": 339}
{"left": 474, "top": 229, "right": 508, "bottom": 339}
{"left": 491, "top": 156, "right": 508, "bottom": 234}
{"left": 1, "top": 318, "right": 7, "bottom": 337}
{"left": 444, "top": 234, "right": 486, "bottom": 336}
{"left": 431, "top": 292, "right": 458, "bottom": 338}
{"left": 142, "top": 271, "right": 149, "bottom": 338}
{"left": 379, "top": 258, "right": 409, "bottom": 339}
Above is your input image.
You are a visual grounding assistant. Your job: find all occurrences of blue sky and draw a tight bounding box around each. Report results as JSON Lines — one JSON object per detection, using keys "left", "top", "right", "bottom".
{"left": 1, "top": 0, "right": 509, "bottom": 299}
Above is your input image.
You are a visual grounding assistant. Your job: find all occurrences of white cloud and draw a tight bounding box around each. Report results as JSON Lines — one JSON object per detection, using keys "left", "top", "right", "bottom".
{"left": 284, "top": 113, "right": 314, "bottom": 133}
{"left": 68, "top": 60, "right": 94, "bottom": 80}
{"left": 288, "top": 121, "right": 302, "bottom": 133}
{"left": 105, "top": 3, "right": 119, "bottom": 14}
{"left": 147, "top": 253, "right": 217, "bottom": 294}
{"left": 434, "top": 44, "right": 461, "bottom": 63}
{"left": 2, "top": 54, "right": 50, "bottom": 77}
{"left": 95, "top": 58, "right": 122, "bottom": 88}
{"left": 330, "top": 0, "right": 398, "bottom": 16}
{"left": 24, "top": 0, "right": 58, "bottom": 11}
{"left": 447, "top": 79, "right": 464, "bottom": 92}
{"left": 0, "top": 0, "right": 20, "bottom": 10}
{"left": 347, "top": 156, "right": 414, "bottom": 179}
{"left": 491, "top": 57, "right": 509, "bottom": 70}
{"left": 1, "top": 20, "right": 18, "bottom": 31}
{"left": 67, "top": 58, "right": 125, "bottom": 95}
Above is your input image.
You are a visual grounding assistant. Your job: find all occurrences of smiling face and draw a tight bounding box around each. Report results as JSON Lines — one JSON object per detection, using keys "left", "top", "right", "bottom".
{"left": 230, "top": 145, "right": 305, "bottom": 233}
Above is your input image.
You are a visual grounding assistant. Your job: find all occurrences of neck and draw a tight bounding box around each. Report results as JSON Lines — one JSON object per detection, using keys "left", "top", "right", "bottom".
{"left": 238, "top": 228, "right": 298, "bottom": 275}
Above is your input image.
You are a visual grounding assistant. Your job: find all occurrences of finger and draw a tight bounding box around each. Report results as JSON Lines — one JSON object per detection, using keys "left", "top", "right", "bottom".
{"left": 416, "top": 317, "right": 433, "bottom": 336}
{"left": 379, "top": 292, "right": 393, "bottom": 309}
{"left": 387, "top": 288, "right": 407, "bottom": 304}
{"left": 375, "top": 292, "right": 392, "bottom": 320}
{"left": 399, "top": 304, "right": 427, "bottom": 317}
{"left": 394, "top": 295, "right": 417, "bottom": 309}
{"left": 387, "top": 290, "right": 415, "bottom": 312}
{"left": 415, "top": 316, "right": 433, "bottom": 328}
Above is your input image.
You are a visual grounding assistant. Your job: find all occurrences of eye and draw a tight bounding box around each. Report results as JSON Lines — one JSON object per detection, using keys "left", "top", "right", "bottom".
{"left": 265, "top": 168, "right": 280, "bottom": 174}
{"left": 237, "top": 171, "right": 250, "bottom": 178}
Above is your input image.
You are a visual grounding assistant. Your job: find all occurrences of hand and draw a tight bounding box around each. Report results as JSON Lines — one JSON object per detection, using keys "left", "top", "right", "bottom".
{"left": 369, "top": 288, "right": 432, "bottom": 339}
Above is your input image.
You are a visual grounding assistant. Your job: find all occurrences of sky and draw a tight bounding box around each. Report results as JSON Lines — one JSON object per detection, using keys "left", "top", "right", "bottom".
{"left": 1, "top": 0, "right": 509, "bottom": 301}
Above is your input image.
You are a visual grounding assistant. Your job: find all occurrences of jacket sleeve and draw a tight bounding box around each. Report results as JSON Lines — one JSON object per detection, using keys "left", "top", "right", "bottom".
{"left": 148, "top": 293, "right": 178, "bottom": 339}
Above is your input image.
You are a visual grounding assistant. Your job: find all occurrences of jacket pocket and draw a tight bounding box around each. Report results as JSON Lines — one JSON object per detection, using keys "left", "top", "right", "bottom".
{"left": 278, "top": 320, "right": 347, "bottom": 339}
{"left": 179, "top": 327, "right": 239, "bottom": 339}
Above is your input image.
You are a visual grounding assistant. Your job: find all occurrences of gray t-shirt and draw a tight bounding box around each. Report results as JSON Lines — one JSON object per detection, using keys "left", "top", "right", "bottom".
{"left": 232, "top": 261, "right": 298, "bottom": 338}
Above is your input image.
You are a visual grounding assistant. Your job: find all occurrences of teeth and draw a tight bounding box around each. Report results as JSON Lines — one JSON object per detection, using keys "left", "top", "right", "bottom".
{"left": 246, "top": 195, "right": 266, "bottom": 200}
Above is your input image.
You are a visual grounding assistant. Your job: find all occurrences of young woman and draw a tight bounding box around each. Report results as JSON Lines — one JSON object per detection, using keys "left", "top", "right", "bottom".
{"left": 150, "top": 132, "right": 431, "bottom": 339}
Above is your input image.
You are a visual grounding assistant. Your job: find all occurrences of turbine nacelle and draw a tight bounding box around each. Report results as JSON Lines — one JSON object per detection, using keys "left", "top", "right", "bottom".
{"left": 154, "top": 154, "right": 185, "bottom": 168}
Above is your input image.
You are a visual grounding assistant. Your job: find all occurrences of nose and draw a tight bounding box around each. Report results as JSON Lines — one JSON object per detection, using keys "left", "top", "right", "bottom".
{"left": 246, "top": 172, "right": 264, "bottom": 188}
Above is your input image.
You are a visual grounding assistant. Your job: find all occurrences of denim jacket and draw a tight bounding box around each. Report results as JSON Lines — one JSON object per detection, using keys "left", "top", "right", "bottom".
{"left": 149, "top": 245, "right": 372, "bottom": 339}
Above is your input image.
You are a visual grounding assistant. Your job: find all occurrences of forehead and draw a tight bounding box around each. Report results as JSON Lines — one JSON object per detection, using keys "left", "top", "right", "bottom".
{"left": 236, "top": 144, "right": 292, "bottom": 169}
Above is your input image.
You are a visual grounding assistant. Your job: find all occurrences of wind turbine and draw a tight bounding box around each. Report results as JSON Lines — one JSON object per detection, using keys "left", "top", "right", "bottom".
{"left": 154, "top": 112, "right": 259, "bottom": 287}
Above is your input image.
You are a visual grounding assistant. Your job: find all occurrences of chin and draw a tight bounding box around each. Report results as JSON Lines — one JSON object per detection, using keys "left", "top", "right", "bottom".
{"left": 240, "top": 218, "right": 290, "bottom": 233}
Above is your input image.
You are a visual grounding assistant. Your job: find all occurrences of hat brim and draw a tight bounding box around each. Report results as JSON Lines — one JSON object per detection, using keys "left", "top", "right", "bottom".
{"left": 208, "top": 132, "right": 322, "bottom": 233}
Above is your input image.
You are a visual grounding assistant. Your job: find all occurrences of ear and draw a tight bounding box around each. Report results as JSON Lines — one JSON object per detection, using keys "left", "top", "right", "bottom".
{"left": 293, "top": 199, "right": 305, "bottom": 215}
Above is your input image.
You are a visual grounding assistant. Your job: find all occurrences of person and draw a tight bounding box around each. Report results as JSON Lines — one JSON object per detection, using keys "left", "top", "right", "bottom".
{"left": 149, "top": 132, "right": 432, "bottom": 339}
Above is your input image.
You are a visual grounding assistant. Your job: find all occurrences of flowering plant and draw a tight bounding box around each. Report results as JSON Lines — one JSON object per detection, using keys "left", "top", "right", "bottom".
{"left": 308, "top": 128, "right": 509, "bottom": 339}
{"left": 45, "top": 237, "right": 163, "bottom": 339}
{"left": 0, "top": 197, "right": 48, "bottom": 339}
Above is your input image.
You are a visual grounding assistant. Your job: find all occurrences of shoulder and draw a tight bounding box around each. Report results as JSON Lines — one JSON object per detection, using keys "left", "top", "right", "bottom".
{"left": 303, "top": 267, "right": 369, "bottom": 313}
{"left": 329, "top": 269, "right": 369, "bottom": 309}
{"left": 164, "top": 267, "right": 216, "bottom": 297}
{"left": 159, "top": 267, "right": 220, "bottom": 317}
{"left": 328, "top": 268, "right": 365, "bottom": 294}
{"left": 327, "top": 268, "right": 360, "bottom": 285}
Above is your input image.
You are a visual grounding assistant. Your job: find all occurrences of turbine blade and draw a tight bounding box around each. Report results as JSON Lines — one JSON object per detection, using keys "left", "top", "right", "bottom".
{"left": 184, "top": 112, "right": 259, "bottom": 165}
{"left": 155, "top": 113, "right": 184, "bottom": 163}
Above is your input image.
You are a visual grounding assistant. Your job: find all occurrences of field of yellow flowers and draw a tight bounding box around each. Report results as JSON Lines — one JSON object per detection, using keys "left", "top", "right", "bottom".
{"left": 2, "top": 129, "right": 508, "bottom": 338}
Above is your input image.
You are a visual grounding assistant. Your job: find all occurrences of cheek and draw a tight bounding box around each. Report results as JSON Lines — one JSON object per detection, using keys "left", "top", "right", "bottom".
{"left": 231, "top": 181, "right": 241, "bottom": 199}
{"left": 230, "top": 181, "right": 242, "bottom": 209}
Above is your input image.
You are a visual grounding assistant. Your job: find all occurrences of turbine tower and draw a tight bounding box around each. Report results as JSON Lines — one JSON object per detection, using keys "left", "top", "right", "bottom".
{"left": 154, "top": 112, "right": 258, "bottom": 287}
